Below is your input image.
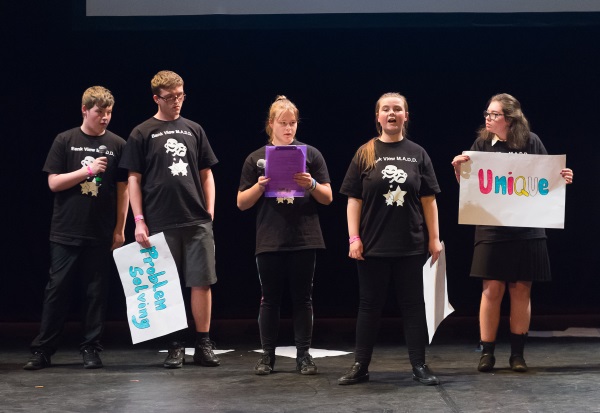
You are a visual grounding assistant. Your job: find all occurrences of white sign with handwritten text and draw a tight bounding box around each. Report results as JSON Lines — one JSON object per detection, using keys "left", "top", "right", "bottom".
{"left": 459, "top": 151, "right": 566, "bottom": 228}
{"left": 113, "top": 233, "right": 187, "bottom": 344}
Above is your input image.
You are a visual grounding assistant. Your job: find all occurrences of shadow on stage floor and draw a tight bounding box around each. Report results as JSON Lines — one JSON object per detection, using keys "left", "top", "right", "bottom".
{"left": 1, "top": 315, "right": 599, "bottom": 413}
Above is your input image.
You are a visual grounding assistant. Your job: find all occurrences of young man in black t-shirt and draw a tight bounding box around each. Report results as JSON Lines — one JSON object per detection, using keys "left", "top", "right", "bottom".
{"left": 24, "top": 86, "right": 129, "bottom": 370}
{"left": 120, "top": 70, "right": 220, "bottom": 369}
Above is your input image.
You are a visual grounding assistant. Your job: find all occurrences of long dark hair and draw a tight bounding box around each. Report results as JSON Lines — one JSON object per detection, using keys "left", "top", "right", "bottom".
{"left": 477, "top": 93, "right": 530, "bottom": 150}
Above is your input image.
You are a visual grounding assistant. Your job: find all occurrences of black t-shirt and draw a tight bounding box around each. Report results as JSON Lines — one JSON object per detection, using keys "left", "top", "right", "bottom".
{"left": 120, "top": 116, "right": 218, "bottom": 233}
{"left": 238, "top": 140, "right": 331, "bottom": 255}
{"left": 340, "top": 138, "right": 440, "bottom": 257}
{"left": 43, "top": 127, "right": 127, "bottom": 245}
{"left": 470, "top": 132, "right": 548, "bottom": 244}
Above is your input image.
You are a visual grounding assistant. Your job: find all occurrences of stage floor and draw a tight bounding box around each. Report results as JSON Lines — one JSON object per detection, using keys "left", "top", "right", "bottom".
{"left": 2, "top": 317, "right": 600, "bottom": 413}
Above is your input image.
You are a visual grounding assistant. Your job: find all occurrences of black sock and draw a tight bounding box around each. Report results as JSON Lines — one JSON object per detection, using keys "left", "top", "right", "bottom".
{"left": 480, "top": 340, "right": 496, "bottom": 355}
{"left": 510, "top": 332, "right": 528, "bottom": 356}
{"left": 196, "top": 332, "right": 210, "bottom": 344}
{"left": 297, "top": 348, "right": 309, "bottom": 358}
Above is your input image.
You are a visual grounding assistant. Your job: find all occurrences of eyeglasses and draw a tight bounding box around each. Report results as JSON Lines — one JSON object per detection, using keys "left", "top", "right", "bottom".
{"left": 157, "top": 93, "right": 186, "bottom": 103}
{"left": 483, "top": 111, "right": 504, "bottom": 120}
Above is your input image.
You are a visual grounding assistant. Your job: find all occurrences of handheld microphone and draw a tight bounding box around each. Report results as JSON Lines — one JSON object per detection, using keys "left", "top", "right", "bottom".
{"left": 257, "top": 159, "right": 266, "bottom": 176}
{"left": 95, "top": 145, "right": 107, "bottom": 186}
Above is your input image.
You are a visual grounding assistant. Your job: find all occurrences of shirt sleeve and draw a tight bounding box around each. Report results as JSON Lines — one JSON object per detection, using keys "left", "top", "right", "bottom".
{"left": 339, "top": 156, "right": 363, "bottom": 199}
{"left": 42, "top": 134, "right": 67, "bottom": 174}
{"left": 418, "top": 149, "right": 441, "bottom": 197}
{"left": 238, "top": 154, "right": 258, "bottom": 191}
{"left": 307, "top": 146, "right": 331, "bottom": 184}
{"left": 529, "top": 132, "right": 548, "bottom": 155}
{"left": 470, "top": 138, "right": 485, "bottom": 151}
{"left": 119, "top": 129, "right": 146, "bottom": 173}
{"left": 197, "top": 126, "right": 219, "bottom": 170}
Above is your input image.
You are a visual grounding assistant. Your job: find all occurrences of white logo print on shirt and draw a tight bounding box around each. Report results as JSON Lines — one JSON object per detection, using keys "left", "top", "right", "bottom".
{"left": 80, "top": 156, "right": 99, "bottom": 196}
{"left": 164, "top": 138, "right": 189, "bottom": 176}
{"left": 381, "top": 164, "right": 408, "bottom": 206}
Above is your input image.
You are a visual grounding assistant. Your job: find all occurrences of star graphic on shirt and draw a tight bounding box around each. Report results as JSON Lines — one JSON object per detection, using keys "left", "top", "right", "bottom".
{"left": 169, "top": 159, "right": 189, "bottom": 176}
{"left": 276, "top": 197, "right": 294, "bottom": 204}
{"left": 81, "top": 180, "right": 99, "bottom": 197}
{"left": 383, "top": 185, "right": 407, "bottom": 206}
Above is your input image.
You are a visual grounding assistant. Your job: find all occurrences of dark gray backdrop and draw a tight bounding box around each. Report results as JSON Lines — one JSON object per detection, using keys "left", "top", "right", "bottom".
{"left": 2, "top": 3, "right": 598, "bottom": 324}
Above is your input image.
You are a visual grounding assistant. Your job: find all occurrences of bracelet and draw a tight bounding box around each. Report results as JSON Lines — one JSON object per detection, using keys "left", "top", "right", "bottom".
{"left": 134, "top": 215, "right": 144, "bottom": 223}
{"left": 86, "top": 166, "right": 94, "bottom": 176}
{"left": 308, "top": 178, "right": 317, "bottom": 192}
{"left": 349, "top": 235, "right": 360, "bottom": 244}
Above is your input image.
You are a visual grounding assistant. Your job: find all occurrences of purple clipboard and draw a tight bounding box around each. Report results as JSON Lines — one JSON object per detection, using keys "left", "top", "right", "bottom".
{"left": 264, "top": 145, "right": 307, "bottom": 198}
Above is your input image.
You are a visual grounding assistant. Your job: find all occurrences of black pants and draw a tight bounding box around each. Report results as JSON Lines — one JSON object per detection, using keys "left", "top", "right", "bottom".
{"left": 354, "top": 254, "right": 428, "bottom": 367}
{"left": 30, "top": 242, "right": 110, "bottom": 354}
{"left": 256, "top": 250, "right": 316, "bottom": 353}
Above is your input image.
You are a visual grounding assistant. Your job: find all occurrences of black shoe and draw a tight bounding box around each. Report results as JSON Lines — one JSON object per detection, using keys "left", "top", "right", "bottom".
{"left": 509, "top": 354, "right": 528, "bottom": 372}
{"left": 478, "top": 353, "right": 496, "bottom": 372}
{"left": 412, "top": 363, "right": 440, "bottom": 385}
{"left": 338, "top": 362, "right": 369, "bottom": 385}
{"left": 296, "top": 353, "right": 318, "bottom": 375}
{"left": 193, "top": 338, "right": 220, "bottom": 367}
{"left": 164, "top": 346, "right": 185, "bottom": 369}
{"left": 81, "top": 347, "right": 103, "bottom": 369}
{"left": 254, "top": 352, "right": 275, "bottom": 375}
{"left": 23, "top": 352, "right": 51, "bottom": 370}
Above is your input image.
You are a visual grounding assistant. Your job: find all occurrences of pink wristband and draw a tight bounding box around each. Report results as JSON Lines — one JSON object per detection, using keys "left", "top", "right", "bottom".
{"left": 134, "top": 215, "right": 144, "bottom": 223}
{"left": 349, "top": 235, "right": 360, "bottom": 244}
{"left": 87, "top": 166, "right": 93, "bottom": 176}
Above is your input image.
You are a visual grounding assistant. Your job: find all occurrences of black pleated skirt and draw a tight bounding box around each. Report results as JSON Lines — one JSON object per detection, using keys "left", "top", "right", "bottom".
{"left": 470, "top": 239, "right": 551, "bottom": 282}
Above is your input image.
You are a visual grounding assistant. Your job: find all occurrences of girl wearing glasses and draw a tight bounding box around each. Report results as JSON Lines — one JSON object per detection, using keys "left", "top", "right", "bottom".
{"left": 451, "top": 93, "right": 573, "bottom": 373}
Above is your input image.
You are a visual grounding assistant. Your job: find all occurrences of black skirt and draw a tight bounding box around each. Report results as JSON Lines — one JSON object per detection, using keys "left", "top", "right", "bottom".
{"left": 470, "top": 239, "right": 551, "bottom": 282}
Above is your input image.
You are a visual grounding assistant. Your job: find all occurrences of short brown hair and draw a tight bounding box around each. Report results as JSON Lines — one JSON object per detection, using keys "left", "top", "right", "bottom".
{"left": 82, "top": 86, "right": 114, "bottom": 111}
{"left": 151, "top": 70, "right": 184, "bottom": 95}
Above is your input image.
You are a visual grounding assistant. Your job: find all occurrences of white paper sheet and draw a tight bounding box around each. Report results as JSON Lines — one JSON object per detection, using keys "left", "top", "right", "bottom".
{"left": 113, "top": 233, "right": 188, "bottom": 344}
{"left": 252, "top": 346, "right": 351, "bottom": 359}
{"left": 423, "top": 241, "right": 454, "bottom": 344}
{"left": 159, "top": 349, "right": 235, "bottom": 356}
